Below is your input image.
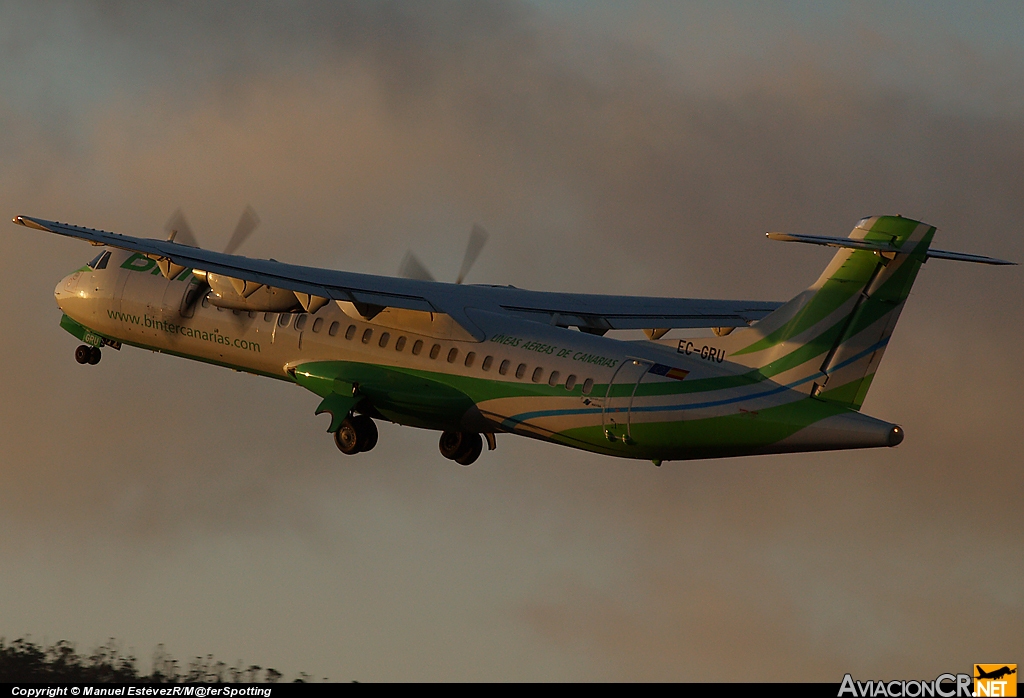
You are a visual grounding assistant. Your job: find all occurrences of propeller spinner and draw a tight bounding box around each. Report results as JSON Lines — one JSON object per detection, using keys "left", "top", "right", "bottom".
{"left": 166, "top": 206, "right": 262, "bottom": 312}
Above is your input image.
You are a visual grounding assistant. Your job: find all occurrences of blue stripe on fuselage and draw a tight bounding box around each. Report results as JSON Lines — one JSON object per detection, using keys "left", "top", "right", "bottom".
{"left": 499, "top": 337, "right": 889, "bottom": 430}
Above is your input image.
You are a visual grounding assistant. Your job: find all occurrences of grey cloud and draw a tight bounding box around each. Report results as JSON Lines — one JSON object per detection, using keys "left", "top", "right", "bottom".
{"left": 0, "top": 0, "right": 1020, "bottom": 681}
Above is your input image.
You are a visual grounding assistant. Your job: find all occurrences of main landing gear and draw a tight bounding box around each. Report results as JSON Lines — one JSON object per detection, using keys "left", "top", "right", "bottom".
{"left": 438, "top": 431, "right": 483, "bottom": 466}
{"left": 334, "top": 415, "right": 379, "bottom": 455}
{"left": 330, "top": 419, "right": 493, "bottom": 466}
{"left": 74, "top": 344, "right": 101, "bottom": 365}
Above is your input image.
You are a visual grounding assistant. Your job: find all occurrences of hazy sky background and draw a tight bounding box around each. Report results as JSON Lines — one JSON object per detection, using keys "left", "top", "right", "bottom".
{"left": 0, "top": 1, "right": 1021, "bottom": 681}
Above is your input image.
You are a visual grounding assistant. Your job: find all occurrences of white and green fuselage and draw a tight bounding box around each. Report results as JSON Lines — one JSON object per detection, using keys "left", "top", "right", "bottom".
{"left": 51, "top": 215, "right": 946, "bottom": 463}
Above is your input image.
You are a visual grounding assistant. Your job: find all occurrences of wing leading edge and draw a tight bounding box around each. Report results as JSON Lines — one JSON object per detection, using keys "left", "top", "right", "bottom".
{"left": 14, "top": 215, "right": 782, "bottom": 338}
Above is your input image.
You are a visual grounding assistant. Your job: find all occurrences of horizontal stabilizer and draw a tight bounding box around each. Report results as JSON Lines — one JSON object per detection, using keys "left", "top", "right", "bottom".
{"left": 766, "top": 232, "right": 899, "bottom": 253}
{"left": 766, "top": 232, "right": 1015, "bottom": 265}
{"left": 923, "top": 248, "right": 1015, "bottom": 265}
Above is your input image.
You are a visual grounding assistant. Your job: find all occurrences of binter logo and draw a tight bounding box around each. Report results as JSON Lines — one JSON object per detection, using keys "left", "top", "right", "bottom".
{"left": 120, "top": 252, "right": 193, "bottom": 281}
{"left": 974, "top": 665, "right": 1017, "bottom": 697}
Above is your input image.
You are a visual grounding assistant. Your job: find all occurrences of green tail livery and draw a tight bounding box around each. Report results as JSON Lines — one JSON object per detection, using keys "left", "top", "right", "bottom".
{"left": 13, "top": 212, "right": 1013, "bottom": 466}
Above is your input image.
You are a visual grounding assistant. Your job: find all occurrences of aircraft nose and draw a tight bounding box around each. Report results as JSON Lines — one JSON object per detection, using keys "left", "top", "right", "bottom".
{"left": 54, "top": 271, "right": 83, "bottom": 309}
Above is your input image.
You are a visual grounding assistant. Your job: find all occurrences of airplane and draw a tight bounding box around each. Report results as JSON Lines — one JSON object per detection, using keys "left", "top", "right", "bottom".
{"left": 11, "top": 212, "right": 1014, "bottom": 466}
{"left": 975, "top": 666, "right": 1016, "bottom": 681}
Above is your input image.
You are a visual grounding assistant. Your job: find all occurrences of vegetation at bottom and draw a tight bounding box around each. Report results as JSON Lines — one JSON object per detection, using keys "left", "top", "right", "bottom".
{"left": 0, "top": 637, "right": 313, "bottom": 682}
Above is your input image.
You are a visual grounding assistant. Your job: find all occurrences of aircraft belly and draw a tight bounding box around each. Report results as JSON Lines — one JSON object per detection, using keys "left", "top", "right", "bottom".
{"left": 291, "top": 360, "right": 479, "bottom": 432}
{"left": 483, "top": 366, "right": 892, "bottom": 460}
{"left": 549, "top": 393, "right": 872, "bottom": 460}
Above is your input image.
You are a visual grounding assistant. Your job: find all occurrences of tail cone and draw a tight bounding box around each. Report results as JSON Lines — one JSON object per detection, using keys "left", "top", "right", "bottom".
{"left": 888, "top": 425, "right": 904, "bottom": 447}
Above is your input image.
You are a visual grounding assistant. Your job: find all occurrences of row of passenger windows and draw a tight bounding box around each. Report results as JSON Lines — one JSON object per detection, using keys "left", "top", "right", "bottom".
{"left": 330, "top": 321, "right": 595, "bottom": 393}
{"left": 220, "top": 309, "right": 595, "bottom": 394}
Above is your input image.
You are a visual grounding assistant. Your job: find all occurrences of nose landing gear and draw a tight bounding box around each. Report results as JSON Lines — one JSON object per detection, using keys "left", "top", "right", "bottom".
{"left": 334, "top": 415, "right": 379, "bottom": 455}
{"left": 438, "top": 431, "right": 483, "bottom": 466}
{"left": 74, "top": 345, "right": 101, "bottom": 365}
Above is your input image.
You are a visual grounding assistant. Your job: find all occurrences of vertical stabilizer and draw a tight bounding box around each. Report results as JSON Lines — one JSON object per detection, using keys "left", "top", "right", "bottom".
{"left": 724, "top": 216, "right": 934, "bottom": 410}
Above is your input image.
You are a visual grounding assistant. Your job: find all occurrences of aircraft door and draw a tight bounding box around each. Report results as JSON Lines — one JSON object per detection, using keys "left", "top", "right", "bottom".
{"left": 601, "top": 358, "right": 653, "bottom": 445}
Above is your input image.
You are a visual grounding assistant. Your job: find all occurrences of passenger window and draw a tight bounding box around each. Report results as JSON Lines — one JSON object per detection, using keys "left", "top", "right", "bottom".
{"left": 233, "top": 309, "right": 241, "bottom": 316}
{"left": 482, "top": 356, "right": 493, "bottom": 371}
{"left": 395, "top": 336, "right": 407, "bottom": 351}
{"left": 582, "top": 378, "right": 594, "bottom": 395}
{"left": 447, "top": 348, "right": 458, "bottom": 363}
{"left": 279, "top": 314, "right": 291, "bottom": 327}
{"left": 532, "top": 367, "right": 543, "bottom": 383}
{"left": 379, "top": 332, "right": 390, "bottom": 348}
{"left": 264, "top": 313, "right": 273, "bottom": 322}
{"left": 248, "top": 311, "right": 257, "bottom": 319}
{"left": 430, "top": 344, "right": 441, "bottom": 359}
{"left": 515, "top": 363, "right": 527, "bottom": 379}
{"left": 412, "top": 340, "right": 424, "bottom": 355}
{"left": 312, "top": 317, "right": 323, "bottom": 333}
{"left": 295, "top": 315, "right": 308, "bottom": 330}
{"left": 565, "top": 374, "right": 577, "bottom": 390}
{"left": 499, "top": 360, "right": 510, "bottom": 375}
{"left": 465, "top": 352, "right": 476, "bottom": 368}
{"left": 362, "top": 328, "right": 373, "bottom": 344}
{"left": 548, "top": 371, "right": 560, "bottom": 387}
{"left": 345, "top": 325, "right": 357, "bottom": 340}
{"left": 328, "top": 321, "right": 340, "bottom": 336}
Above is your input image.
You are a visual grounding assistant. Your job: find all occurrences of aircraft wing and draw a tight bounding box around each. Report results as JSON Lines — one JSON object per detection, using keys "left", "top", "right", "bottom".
{"left": 14, "top": 215, "right": 782, "bottom": 339}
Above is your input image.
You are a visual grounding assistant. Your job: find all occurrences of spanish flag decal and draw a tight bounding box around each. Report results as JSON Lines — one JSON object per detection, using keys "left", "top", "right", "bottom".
{"left": 649, "top": 363, "right": 690, "bottom": 381}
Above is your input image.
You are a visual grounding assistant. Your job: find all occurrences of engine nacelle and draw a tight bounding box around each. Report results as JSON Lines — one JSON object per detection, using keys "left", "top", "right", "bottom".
{"left": 206, "top": 273, "right": 298, "bottom": 311}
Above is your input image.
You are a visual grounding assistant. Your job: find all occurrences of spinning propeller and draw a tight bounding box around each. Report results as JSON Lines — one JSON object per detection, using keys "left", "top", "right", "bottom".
{"left": 164, "top": 205, "right": 260, "bottom": 253}
{"left": 399, "top": 224, "right": 489, "bottom": 285}
{"left": 164, "top": 206, "right": 261, "bottom": 312}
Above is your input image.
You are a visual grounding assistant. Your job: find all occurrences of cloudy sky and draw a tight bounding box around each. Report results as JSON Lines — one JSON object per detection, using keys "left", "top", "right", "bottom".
{"left": 0, "top": 0, "right": 1021, "bottom": 681}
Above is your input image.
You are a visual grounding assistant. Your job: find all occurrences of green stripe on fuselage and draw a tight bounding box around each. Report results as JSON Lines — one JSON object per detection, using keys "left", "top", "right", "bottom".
{"left": 555, "top": 395, "right": 852, "bottom": 460}
{"left": 60, "top": 313, "right": 105, "bottom": 347}
{"left": 291, "top": 358, "right": 854, "bottom": 459}
{"left": 818, "top": 373, "right": 875, "bottom": 409}
{"left": 734, "top": 252, "right": 878, "bottom": 356}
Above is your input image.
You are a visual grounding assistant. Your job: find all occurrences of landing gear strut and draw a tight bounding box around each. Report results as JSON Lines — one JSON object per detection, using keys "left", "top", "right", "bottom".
{"left": 439, "top": 431, "right": 483, "bottom": 466}
{"left": 75, "top": 345, "right": 101, "bottom": 365}
{"left": 334, "top": 415, "right": 378, "bottom": 455}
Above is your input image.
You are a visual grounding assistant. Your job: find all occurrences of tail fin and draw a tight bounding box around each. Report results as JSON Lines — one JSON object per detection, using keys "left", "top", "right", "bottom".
{"left": 724, "top": 215, "right": 934, "bottom": 410}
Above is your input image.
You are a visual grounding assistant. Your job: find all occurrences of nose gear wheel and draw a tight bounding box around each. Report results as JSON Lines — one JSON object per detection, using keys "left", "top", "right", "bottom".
{"left": 75, "top": 345, "right": 101, "bottom": 365}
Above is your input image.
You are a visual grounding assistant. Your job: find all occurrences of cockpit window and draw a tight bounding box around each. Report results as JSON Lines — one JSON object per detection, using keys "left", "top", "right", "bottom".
{"left": 86, "top": 251, "right": 110, "bottom": 269}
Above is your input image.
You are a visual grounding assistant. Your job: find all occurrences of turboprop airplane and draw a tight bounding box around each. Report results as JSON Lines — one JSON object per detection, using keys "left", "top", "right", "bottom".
{"left": 12, "top": 212, "right": 1013, "bottom": 466}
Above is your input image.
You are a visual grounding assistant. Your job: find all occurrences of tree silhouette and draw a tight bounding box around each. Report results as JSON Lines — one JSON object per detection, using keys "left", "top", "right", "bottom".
{"left": 0, "top": 636, "right": 305, "bottom": 682}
